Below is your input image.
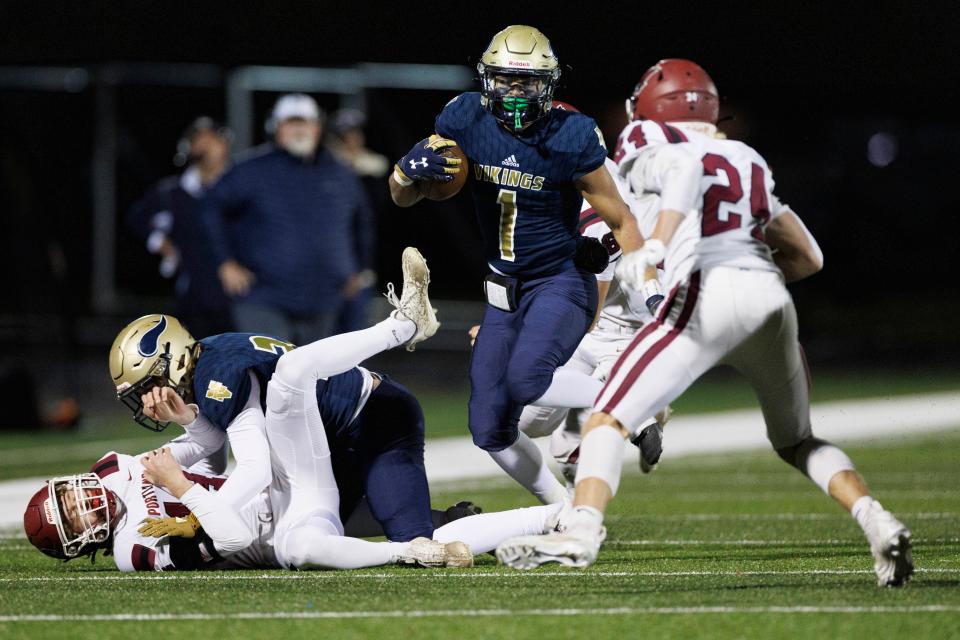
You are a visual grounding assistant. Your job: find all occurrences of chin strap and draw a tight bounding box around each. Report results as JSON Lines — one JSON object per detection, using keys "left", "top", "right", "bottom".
{"left": 667, "top": 121, "right": 718, "bottom": 138}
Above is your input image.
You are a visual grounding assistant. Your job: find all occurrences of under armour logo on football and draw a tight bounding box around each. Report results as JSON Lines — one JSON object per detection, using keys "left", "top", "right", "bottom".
{"left": 501, "top": 154, "right": 520, "bottom": 167}
{"left": 685, "top": 91, "right": 699, "bottom": 103}
{"left": 409, "top": 157, "right": 429, "bottom": 169}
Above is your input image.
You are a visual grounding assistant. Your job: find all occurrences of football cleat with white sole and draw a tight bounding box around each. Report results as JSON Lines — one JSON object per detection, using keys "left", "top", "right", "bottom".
{"left": 496, "top": 530, "right": 605, "bottom": 570}
{"left": 397, "top": 537, "right": 474, "bottom": 568}
{"left": 861, "top": 501, "right": 914, "bottom": 587}
{"left": 385, "top": 247, "right": 440, "bottom": 351}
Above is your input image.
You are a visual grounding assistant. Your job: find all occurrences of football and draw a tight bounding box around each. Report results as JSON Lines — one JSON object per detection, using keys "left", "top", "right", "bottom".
{"left": 418, "top": 144, "right": 468, "bottom": 201}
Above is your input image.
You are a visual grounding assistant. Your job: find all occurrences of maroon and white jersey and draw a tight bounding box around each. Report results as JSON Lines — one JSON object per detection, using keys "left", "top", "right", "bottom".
{"left": 614, "top": 120, "right": 787, "bottom": 290}
{"left": 91, "top": 452, "right": 276, "bottom": 571}
{"left": 579, "top": 157, "right": 698, "bottom": 328}
{"left": 578, "top": 158, "right": 629, "bottom": 283}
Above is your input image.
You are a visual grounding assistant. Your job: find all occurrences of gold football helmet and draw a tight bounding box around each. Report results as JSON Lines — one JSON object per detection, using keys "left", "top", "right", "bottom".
{"left": 477, "top": 25, "right": 560, "bottom": 132}
{"left": 109, "top": 314, "right": 198, "bottom": 431}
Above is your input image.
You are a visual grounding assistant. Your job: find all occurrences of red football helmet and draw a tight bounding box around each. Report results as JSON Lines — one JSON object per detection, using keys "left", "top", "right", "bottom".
{"left": 626, "top": 59, "right": 719, "bottom": 124}
{"left": 552, "top": 100, "right": 580, "bottom": 113}
{"left": 23, "top": 474, "right": 119, "bottom": 560}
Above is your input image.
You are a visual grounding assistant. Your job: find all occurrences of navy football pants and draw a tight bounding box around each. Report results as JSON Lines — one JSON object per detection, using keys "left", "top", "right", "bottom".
{"left": 329, "top": 377, "right": 433, "bottom": 541}
{"left": 469, "top": 267, "right": 598, "bottom": 451}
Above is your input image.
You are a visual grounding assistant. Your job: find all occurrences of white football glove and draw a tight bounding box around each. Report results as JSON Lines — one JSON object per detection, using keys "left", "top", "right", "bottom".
{"left": 615, "top": 240, "right": 666, "bottom": 314}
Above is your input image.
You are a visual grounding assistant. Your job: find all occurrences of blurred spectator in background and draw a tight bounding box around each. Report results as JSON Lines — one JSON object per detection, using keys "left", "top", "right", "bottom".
{"left": 201, "top": 94, "right": 373, "bottom": 344}
{"left": 327, "top": 108, "right": 385, "bottom": 331}
{"left": 126, "top": 117, "right": 233, "bottom": 338}
{"left": 328, "top": 108, "right": 390, "bottom": 179}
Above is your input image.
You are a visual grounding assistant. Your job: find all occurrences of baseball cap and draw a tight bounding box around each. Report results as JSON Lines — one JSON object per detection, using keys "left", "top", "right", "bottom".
{"left": 271, "top": 94, "right": 321, "bottom": 123}
{"left": 330, "top": 108, "right": 367, "bottom": 135}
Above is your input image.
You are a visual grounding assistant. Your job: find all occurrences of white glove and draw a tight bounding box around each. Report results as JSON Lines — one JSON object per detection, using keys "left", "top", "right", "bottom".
{"left": 616, "top": 240, "right": 667, "bottom": 316}
{"left": 615, "top": 240, "right": 666, "bottom": 291}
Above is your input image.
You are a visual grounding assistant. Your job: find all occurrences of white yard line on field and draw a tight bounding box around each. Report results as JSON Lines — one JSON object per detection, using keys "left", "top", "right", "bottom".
{"left": 3, "top": 537, "right": 959, "bottom": 551}
{"left": 1, "top": 568, "right": 957, "bottom": 583}
{"left": 2, "top": 604, "right": 960, "bottom": 622}
{"left": 607, "top": 538, "right": 959, "bottom": 546}
{"left": 1, "top": 391, "right": 958, "bottom": 528}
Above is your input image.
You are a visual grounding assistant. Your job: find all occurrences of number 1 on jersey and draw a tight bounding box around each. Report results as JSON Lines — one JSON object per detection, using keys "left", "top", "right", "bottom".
{"left": 497, "top": 189, "right": 517, "bottom": 261}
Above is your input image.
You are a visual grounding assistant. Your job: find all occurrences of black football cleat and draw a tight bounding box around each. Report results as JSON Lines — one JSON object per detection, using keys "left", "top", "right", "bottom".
{"left": 631, "top": 421, "right": 663, "bottom": 474}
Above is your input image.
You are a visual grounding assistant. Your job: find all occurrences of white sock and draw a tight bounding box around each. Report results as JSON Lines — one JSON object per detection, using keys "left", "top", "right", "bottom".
{"left": 805, "top": 443, "right": 856, "bottom": 494}
{"left": 851, "top": 495, "right": 878, "bottom": 530}
{"left": 275, "top": 317, "right": 416, "bottom": 385}
{"left": 377, "top": 315, "right": 417, "bottom": 349}
{"left": 575, "top": 425, "right": 626, "bottom": 497}
{"left": 489, "top": 432, "right": 569, "bottom": 504}
{"left": 565, "top": 505, "right": 604, "bottom": 537}
{"left": 280, "top": 523, "right": 407, "bottom": 569}
{"left": 532, "top": 369, "right": 603, "bottom": 408}
{"left": 433, "top": 504, "right": 561, "bottom": 554}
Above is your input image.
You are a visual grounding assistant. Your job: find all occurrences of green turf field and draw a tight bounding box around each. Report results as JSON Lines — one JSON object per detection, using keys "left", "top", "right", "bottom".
{"left": 0, "top": 367, "right": 956, "bottom": 481}
{"left": 2, "top": 427, "right": 958, "bottom": 639}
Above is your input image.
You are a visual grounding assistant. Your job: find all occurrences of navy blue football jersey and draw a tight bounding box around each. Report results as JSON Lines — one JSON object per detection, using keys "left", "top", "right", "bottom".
{"left": 435, "top": 93, "right": 607, "bottom": 278}
{"left": 192, "top": 333, "right": 365, "bottom": 433}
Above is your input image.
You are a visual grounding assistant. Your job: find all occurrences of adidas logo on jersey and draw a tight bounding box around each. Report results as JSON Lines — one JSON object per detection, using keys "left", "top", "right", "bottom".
{"left": 501, "top": 154, "right": 520, "bottom": 167}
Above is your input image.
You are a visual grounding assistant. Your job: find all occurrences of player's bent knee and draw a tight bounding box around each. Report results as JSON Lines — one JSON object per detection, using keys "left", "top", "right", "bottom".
{"left": 582, "top": 412, "right": 628, "bottom": 438}
{"left": 281, "top": 528, "right": 326, "bottom": 569}
{"left": 775, "top": 437, "right": 855, "bottom": 494}
{"left": 775, "top": 436, "right": 827, "bottom": 469}
{"left": 272, "top": 349, "right": 316, "bottom": 389}
{"left": 469, "top": 424, "right": 518, "bottom": 452}
{"left": 505, "top": 369, "right": 554, "bottom": 407}
{"left": 278, "top": 517, "right": 341, "bottom": 570}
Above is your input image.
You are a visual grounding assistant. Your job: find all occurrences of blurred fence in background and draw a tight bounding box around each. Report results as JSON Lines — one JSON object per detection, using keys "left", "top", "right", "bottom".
{"left": 1, "top": 61, "right": 958, "bottom": 422}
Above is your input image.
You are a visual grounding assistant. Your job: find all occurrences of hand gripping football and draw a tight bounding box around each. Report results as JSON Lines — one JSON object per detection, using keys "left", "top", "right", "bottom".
{"left": 419, "top": 143, "right": 468, "bottom": 201}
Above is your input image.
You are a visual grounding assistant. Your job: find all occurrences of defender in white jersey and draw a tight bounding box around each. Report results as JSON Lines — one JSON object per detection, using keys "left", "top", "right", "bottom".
{"left": 498, "top": 59, "right": 913, "bottom": 587}
{"left": 517, "top": 157, "right": 676, "bottom": 477}
{"left": 23, "top": 446, "right": 563, "bottom": 571}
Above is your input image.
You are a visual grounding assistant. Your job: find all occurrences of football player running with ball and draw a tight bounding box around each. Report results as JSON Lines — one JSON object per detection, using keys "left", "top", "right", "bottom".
{"left": 497, "top": 60, "right": 913, "bottom": 588}
{"left": 391, "top": 26, "right": 664, "bottom": 506}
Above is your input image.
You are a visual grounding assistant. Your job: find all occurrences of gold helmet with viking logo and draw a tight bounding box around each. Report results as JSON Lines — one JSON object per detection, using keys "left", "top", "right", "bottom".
{"left": 477, "top": 25, "right": 561, "bottom": 132}
{"left": 109, "top": 314, "right": 198, "bottom": 431}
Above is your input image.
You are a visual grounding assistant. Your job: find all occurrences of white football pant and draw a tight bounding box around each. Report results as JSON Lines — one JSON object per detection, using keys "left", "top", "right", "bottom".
{"left": 596, "top": 266, "right": 812, "bottom": 449}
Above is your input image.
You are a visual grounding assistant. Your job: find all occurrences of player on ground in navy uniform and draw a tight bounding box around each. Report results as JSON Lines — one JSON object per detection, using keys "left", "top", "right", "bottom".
{"left": 389, "top": 26, "right": 668, "bottom": 505}
{"left": 108, "top": 248, "right": 468, "bottom": 544}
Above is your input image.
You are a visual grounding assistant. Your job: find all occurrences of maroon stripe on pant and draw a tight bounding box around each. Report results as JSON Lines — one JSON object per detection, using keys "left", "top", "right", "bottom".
{"left": 656, "top": 279, "right": 684, "bottom": 324}
{"left": 597, "top": 277, "right": 685, "bottom": 403}
{"left": 598, "top": 279, "right": 685, "bottom": 402}
{"left": 601, "top": 271, "right": 701, "bottom": 414}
